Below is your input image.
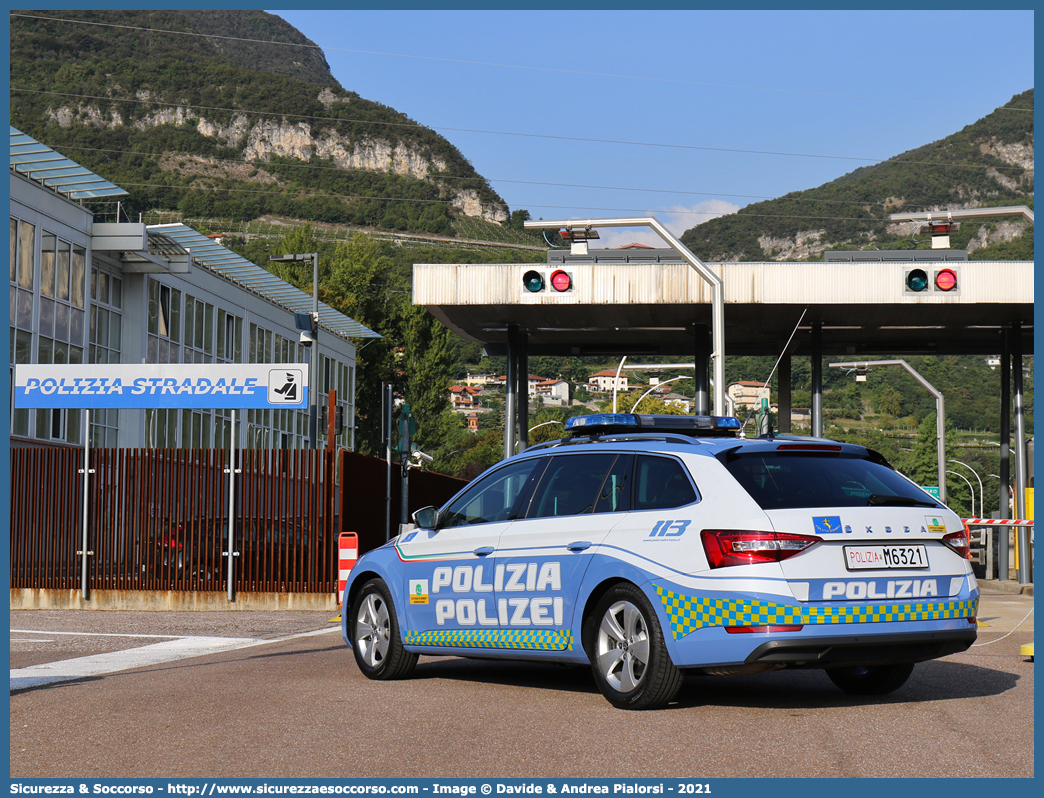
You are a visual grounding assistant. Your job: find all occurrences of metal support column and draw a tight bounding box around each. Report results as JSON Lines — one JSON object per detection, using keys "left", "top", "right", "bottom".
{"left": 811, "top": 322, "right": 823, "bottom": 438}
{"left": 383, "top": 383, "right": 393, "bottom": 542}
{"left": 1012, "top": 322, "right": 1031, "bottom": 583}
{"left": 517, "top": 332, "right": 529, "bottom": 453}
{"left": 999, "top": 330, "right": 1011, "bottom": 579}
{"left": 693, "top": 324, "right": 711, "bottom": 416}
{"left": 777, "top": 353, "right": 792, "bottom": 433}
{"left": 504, "top": 325, "right": 519, "bottom": 460}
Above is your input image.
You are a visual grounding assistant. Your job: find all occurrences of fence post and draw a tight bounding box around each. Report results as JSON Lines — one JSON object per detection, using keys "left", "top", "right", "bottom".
{"left": 76, "top": 408, "right": 95, "bottom": 600}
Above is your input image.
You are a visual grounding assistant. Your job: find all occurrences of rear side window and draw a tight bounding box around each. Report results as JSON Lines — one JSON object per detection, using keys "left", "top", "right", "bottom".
{"left": 721, "top": 451, "right": 941, "bottom": 510}
{"left": 633, "top": 455, "right": 698, "bottom": 510}
{"left": 526, "top": 454, "right": 622, "bottom": 518}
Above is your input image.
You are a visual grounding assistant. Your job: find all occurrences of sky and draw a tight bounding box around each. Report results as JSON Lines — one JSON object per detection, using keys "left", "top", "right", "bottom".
{"left": 269, "top": 9, "right": 1034, "bottom": 249}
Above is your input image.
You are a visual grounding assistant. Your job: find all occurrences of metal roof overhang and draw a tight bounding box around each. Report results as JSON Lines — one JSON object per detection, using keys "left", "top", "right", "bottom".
{"left": 150, "top": 223, "right": 380, "bottom": 341}
{"left": 10, "top": 126, "right": 129, "bottom": 201}
{"left": 414, "top": 260, "right": 1033, "bottom": 357}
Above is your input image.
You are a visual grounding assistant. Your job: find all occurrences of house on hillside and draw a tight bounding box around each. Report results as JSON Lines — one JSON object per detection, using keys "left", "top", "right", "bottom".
{"left": 449, "top": 384, "right": 482, "bottom": 411}
{"left": 588, "top": 369, "right": 628, "bottom": 393}
{"left": 493, "top": 374, "right": 547, "bottom": 395}
{"left": 9, "top": 127, "right": 375, "bottom": 451}
{"left": 460, "top": 372, "right": 499, "bottom": 388}
{"left": 534, "top": 379, "right": 569, "bottom": 406}
{"left": 727, "top": 380, "right": 775, "bottom": 412}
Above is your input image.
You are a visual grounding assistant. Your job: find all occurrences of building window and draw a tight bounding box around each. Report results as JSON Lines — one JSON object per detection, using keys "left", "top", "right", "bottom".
{"left": 180, "top": 293, "right": 213, "bottom": 364}
{"left": 12, "top": 223, "right": 85, "bottom": 444}
{"left": 147, "top": 278, "right": 182, "bottom": 364}
{"left": 10, "top": 218, "right": 35, "bottom": 437}
{"left": 89, "top": 264, "right": 123, "bottom": 446}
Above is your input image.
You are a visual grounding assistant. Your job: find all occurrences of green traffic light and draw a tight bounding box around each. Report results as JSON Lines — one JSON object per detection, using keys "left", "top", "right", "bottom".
{"left": 906, "top": 268, "right": 928, "bottom": 292}
{"left": 522, "top": 270, "right": 545, "bottom": 292}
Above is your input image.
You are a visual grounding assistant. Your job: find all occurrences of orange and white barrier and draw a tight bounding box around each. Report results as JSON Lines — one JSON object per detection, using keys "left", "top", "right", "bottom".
{"left": 963, "top": 518, "right": 1034, "bottom": 526}
{"left": 338, "top": 532, "right": 358, "bottom": 605}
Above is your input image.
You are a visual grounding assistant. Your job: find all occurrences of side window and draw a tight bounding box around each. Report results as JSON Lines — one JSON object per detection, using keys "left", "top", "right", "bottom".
{"left": 526, "top": 454, "right": 620, "bottom": 519}
{"left": 593, "top": 454, "right": 632, "bottom": 514}
{"left": 634, "top": 455, "right": 698, "bottom": 511}
{"left": 441, "top": 458, "right": 544, "bottom": 528}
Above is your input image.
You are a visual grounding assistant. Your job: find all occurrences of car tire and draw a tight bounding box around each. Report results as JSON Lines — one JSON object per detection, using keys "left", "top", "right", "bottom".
{"left": 826, "top": 662, "right": 914, "bottom": 695}
{"left": 586, "top": 583, "right": 683, "bottom": 710}
{"left": 350, "top": 578, "right": 418, "bottom": 680}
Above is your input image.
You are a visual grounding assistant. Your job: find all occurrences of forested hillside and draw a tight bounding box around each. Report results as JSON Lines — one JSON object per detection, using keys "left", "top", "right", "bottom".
{"left": 680, "top": 90, "right": 1034, "bottom": 261}
{"left": 10, "top": 10, "right": 508, "bottom": 234}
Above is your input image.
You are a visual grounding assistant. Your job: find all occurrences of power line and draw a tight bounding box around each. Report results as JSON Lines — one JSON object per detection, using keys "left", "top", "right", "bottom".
{"left": 11, "top": 12, "right": 1034, "bottom": 115}
{"left": 12, "top": 87, "right": 1031, "bottom": 173}
{"left": 42, "top": 141, "right": 953, "bottom": 209}
{"left": 97, "top": 181, "right": 901, "bottom": 223}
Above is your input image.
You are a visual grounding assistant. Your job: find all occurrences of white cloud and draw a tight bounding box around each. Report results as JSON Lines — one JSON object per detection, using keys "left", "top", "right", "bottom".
{"left": 594, "top": 201, "right": 742, "bottom": 250}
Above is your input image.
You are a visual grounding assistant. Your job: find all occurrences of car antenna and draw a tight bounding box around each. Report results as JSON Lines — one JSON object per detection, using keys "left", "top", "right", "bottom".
{"left": 742, "top": 306, "right": 808, "bottom": 432}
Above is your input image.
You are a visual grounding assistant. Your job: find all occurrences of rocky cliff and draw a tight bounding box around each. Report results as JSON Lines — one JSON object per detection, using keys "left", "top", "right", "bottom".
{"left": 11, "top": 10, "right": 509, "bottom": 232}
{"left": 680, "top": 90, "right": 1034, "bottom": 261}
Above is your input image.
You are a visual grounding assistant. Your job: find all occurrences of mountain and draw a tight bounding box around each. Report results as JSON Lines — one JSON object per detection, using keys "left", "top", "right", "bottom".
{"left": 679, "top": 90, "right": 1034, "bottom": 261}
{"left": 9, "top": 10, "right": 509, "bottom": 235}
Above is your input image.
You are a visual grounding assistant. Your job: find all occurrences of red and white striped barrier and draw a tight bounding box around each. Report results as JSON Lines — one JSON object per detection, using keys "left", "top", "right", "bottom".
{"left": 338, "top": 532, "right": 358, "bottom": 606}
{"left": 963, "top": 518, "right": 1034, "bottom": 526}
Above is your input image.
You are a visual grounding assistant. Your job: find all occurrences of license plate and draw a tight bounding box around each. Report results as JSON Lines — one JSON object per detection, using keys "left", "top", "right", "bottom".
{"left": 844, "top": 544, "right": 929, "bottom": 570}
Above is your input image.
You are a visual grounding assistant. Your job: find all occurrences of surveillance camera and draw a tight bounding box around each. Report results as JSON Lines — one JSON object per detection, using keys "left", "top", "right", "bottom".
{"left": 412, "top": 450, "right": 434, "bottom": 464}
{"left": 299, "top": 330, "right": 314, "bottom": 345}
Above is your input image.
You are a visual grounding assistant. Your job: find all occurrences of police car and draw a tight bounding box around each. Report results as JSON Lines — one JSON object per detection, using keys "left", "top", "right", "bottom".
{"left": 342, "top": 413, "right": 977, "bottom": 710}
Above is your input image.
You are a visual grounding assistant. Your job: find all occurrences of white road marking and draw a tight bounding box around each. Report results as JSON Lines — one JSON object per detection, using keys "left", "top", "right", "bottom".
{"left": 12, "top": 629, "right": 183, "bottom": 639}
{"left": 10, "top": 627, "right": 341, "bottom": 692}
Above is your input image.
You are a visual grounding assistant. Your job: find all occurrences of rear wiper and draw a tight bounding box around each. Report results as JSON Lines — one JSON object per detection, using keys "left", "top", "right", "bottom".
{"left": 867, "top": 494, "right": 938, "bottom": 507}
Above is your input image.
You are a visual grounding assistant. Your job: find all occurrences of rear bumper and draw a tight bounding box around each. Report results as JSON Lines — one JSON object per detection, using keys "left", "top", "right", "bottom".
{"left": 744, "top": 627, "right": 977, "bottom": 668}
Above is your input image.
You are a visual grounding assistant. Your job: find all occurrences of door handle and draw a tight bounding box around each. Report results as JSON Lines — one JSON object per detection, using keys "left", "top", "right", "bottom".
{"left": 473, "top": 546, "right": 495, "bottom": 557}
{"left": 567, "top": 541, "right": 592, "bottom": 552}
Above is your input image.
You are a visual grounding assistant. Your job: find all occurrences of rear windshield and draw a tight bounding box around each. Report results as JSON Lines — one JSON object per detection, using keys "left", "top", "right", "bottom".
{"left": 720, "top": 451, "right": 942, "bottom": 510}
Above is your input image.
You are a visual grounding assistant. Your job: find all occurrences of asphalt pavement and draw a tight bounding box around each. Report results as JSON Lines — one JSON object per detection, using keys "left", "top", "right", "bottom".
{"left": 8, "top": 583, "right": 1034, "bottom": 779}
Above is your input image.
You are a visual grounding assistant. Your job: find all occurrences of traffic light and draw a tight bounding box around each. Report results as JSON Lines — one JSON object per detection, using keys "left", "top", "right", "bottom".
{"left": 521, "top": 267, "right": 574, "bottom": 296}
{"left": 913, "top": 221, "right": 960, "bottom": 249}
{"left": 903, "top": 266, "right": 960, "bottom": 295}
{"left": 913, "top": 222, "right": 961, "bottom": 237}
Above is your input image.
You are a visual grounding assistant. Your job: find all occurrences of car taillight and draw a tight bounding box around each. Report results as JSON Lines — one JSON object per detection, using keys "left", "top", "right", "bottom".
{"left": 701, "top": 529, "right": 820, "bottom": 569}
{"left": 943, "top": 528, "right": 970, "bottom": 560}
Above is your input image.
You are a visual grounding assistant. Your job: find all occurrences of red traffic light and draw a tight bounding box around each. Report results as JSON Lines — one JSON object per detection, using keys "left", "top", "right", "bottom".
{"left": 935, "top": 268, "right": 957, "bottom": 291}
{"left": 550, "top": 269, "right": 572, "bottom": 292}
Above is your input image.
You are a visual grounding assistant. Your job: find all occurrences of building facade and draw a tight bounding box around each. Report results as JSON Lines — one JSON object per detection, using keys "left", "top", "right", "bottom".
{"left": 10, "top": 128, "right": 376, "bottom": 451}
{"left": 588, "top": 369, "right": 628, "bottom": 392}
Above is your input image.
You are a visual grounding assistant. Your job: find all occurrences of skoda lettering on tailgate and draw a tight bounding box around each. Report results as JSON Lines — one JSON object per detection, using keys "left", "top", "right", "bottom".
{"left": 342, "top": 413, "right": 977, "bottom": 710}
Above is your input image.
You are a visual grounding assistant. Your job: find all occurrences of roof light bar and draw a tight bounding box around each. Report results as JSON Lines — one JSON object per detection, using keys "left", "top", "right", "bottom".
{"left": 564, "top": 413, "right": 742, "bottom": 436}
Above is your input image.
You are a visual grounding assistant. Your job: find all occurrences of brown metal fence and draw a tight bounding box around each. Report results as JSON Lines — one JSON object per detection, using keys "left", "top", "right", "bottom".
{"left": 11, "top": 447, "right": 337, "bottom": 595}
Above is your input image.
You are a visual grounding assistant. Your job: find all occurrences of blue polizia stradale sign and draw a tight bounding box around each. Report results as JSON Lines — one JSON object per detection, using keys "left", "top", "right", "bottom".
{"left": 13, "top": 364, "right": 309, "bottom": 410}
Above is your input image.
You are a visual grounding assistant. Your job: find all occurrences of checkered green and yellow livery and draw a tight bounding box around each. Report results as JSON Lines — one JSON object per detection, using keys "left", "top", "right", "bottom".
{"left": 405, "top": 629, "right": 574, "bottom": 651}
{"left": 655, "top": 585, "right": 978, "bottom": 640}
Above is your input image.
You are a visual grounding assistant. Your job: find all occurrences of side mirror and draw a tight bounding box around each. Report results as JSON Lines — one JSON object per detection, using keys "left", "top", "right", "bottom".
{"left": 412, "top": 506, "right": 439, "bottom": 530}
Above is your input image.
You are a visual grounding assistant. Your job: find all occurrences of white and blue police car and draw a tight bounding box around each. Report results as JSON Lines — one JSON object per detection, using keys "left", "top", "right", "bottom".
{"left": 342, "top": 413, "right": 978, "bottom": 710}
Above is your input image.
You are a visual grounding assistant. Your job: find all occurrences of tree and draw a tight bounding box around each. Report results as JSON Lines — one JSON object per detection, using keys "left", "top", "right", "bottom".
{"left": 901, "top": 413, "right": 960, "bottom": 502}
{"left": 400, "top": 304, "right": 458, "bottom": 456}
{"left": 508, "top": 209, "right": 532, "bottom": 231}
{"left": 321, "top": 233, "right": 402, "bottom": 455}
{"left": 876, "top": 385, "right": 903, "bottom": 417}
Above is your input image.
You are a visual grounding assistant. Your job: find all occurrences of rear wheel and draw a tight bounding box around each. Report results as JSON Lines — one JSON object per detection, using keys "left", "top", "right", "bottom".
{"left": 826, "top": 662, "right": 914, "bottom": 695}
{"left": 350, "top": 578, "right": 417, "bottom": 680}
{"left": 586, "top": 583, "right": 683, "bottom": 710}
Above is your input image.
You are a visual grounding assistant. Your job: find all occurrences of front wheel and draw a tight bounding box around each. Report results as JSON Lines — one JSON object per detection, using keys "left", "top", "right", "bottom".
{"left": 350, "top": 578, "right": 417, "bottom": 680}
{"left": 826, "top": 662, "right": 914, "bottom": 695}
{"left": 585, "top": 583, "right": 683, "bottom": 710}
